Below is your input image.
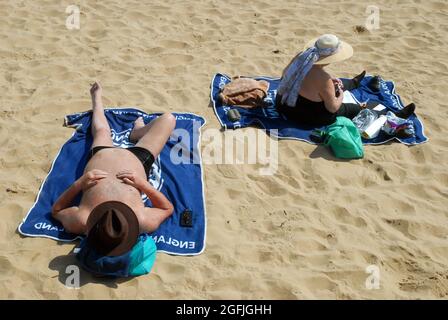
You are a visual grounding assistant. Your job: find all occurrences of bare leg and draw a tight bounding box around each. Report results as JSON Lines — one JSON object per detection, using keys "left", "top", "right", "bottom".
{"left": 90, "top": 82, "right": 113, "bottom": 148}
{"left": 130, "top": 113, "right": 176, "bottom": 158}
{"left": 129, "top": 117, "right": 149, "bottom": 142}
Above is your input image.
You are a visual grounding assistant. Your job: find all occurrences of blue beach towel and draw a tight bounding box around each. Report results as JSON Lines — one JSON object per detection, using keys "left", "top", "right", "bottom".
{"left": 18, "top": 108, "right": 207, "bottom": 256}
{"left": 211, "top": 73, "right": 428, "bottom": 145}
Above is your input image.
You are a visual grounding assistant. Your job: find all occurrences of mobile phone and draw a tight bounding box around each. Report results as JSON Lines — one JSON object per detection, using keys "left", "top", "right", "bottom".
{"left": 335, "top": 84, "right": 341, "bottom": 97}
{"left": 227, "top": 109, "right": 241, "bottom": 122}
{"left": 180, "top": 209, "right": 193, "bottom": 228}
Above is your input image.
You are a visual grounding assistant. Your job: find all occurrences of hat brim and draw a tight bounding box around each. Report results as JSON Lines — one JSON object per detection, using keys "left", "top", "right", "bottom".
{"left": 304, "top": 38, "right": 353, "bottom": 65}
{"left": 86, "top": 201, "right": 139, "bottom": 257}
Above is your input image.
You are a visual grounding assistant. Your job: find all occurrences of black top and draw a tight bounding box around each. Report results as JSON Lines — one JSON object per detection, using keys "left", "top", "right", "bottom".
{"left": 276, "top": 94, "right": 337, "bottom": 126}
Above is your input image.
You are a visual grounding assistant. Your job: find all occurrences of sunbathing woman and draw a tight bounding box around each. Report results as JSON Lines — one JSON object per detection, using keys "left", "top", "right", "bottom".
{"left": 276, "top": 34, "right": 416, "bottom": 126}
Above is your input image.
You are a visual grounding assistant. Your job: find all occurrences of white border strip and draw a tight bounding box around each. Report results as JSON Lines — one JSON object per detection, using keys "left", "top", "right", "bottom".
{"left": 158, "top": 111, "right": 207, "bottom": 256}
{"left": 210, "top": 73, "right": 227, "bottom": 130}
{"left": 17, "top": 128, "right": 83, "bottom": 242}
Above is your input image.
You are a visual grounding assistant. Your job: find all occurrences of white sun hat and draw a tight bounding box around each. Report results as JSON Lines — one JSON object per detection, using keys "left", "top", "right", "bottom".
{"left": 304, "top": 34, "right": 354, "bottom": 65}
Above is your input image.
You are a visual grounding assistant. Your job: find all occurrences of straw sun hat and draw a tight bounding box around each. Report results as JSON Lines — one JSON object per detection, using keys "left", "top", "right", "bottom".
{"left": 304, "top": 34, "right": 353, "bottom": 65}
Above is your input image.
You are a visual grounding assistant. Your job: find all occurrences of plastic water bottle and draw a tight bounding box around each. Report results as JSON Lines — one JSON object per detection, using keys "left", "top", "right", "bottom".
{"left": 362, "top": 115, "right": 387, "bottom": 139}
{"left": 352, "top": 109, "right": 378, "bottom": 133}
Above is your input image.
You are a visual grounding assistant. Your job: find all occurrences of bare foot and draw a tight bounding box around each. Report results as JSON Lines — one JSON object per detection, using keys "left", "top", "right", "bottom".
{"left": 90, "top": 81, "right": 102, "bottom": 102}
{"left": 130, "top": 117, "right": 145, "bottom": 142}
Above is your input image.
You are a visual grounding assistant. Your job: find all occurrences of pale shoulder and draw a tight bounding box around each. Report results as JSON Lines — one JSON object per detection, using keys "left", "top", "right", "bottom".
{"left": 309, "top": 67, "right": 331, "bottom": 79}
{"left": 308, "top": 68, "right": 332, "bottom": 88}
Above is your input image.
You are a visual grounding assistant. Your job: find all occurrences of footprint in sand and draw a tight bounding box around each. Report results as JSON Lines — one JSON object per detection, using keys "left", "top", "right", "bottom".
{"left": 384, "top": 218, "right": 417, "bottom": 240}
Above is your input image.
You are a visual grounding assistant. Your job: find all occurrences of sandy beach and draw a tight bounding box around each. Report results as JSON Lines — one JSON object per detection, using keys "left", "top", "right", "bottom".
{"left": 1, "top": 0, "right": 448, "bottom": 299}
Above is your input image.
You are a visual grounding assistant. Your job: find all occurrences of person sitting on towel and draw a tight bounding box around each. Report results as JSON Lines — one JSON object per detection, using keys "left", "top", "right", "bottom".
{"left": 52, "top": 82, "right": 175, "bottom": 238}
{"left": 275, "top": 34, "right": 416, "bottom": 126}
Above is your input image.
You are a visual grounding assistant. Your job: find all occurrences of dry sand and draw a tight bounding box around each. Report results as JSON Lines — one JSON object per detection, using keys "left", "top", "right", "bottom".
{"left": 1, "top": 0, "right": 448, "bottom": 299}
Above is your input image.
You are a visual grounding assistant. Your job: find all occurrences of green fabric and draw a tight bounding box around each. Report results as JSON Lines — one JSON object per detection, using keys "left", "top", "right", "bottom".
{"left": 324, "top": 117, "right": 364, "bottom": 159}
{"left": 128, "top": 235, "right": 157, "bottom": 276}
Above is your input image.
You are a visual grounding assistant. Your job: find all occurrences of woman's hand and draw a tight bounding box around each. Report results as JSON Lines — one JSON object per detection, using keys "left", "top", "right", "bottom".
{"left": 332, "top": 78, "right": 344, "bottom": 101}
{"left": 116, "top": 170, "right": 146, "bottom": 190}
{"left": 331, "top": 78, "right": 344, "bottom": 90}
{"left": 321, "top": 78, "right": 344, "bottom": 113}
{"left": 336, "top": 88, "right": 344, "bottom": 104}
{"left": 79, "top": 169, "right": 108, "bottom": 190}
{"left": 359, "top": 102, "right": 368, "bottom": 109}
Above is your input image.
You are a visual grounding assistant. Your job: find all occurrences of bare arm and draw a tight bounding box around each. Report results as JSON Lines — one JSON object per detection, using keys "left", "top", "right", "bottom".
{"left": 319, "top": 78, "right": 344, "bottom": 113}
{"left": 51, "top": 170, "right": 107, "bottom": 234}
{"left": 52, "top": 182, "right": 83, "bottom": 233}
{"left": 139, "top": 180, "right": 174, "bottom": 213}
{"left": 52, "top": 169, "right": 108, "bottom": 215}
{"left": 52, "top": 206, "right": 84, "bottom": 234}
{"left": 52, "top": 180, "right": 82, "bottom": 215}
{"left": 116, "top": 170, "right": 174, "bottom": 233}
{"left": 139, "top": 182, "right": 174, "bottom": 233}
{"left": 140, "top": 207, "right": 174, "bottom": 233}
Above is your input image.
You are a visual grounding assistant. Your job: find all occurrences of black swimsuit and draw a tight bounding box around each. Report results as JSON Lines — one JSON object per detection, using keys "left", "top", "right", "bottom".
{"left": 276, "top": 94, "right": 337, "bottom": 126}
{"left": 87, "top": 146, "right": 155, "bottom": 177}
{"left": 278, "top": 94, "right": 383, "bottom": 126}
{"left": 275, "top": 77, "right": 382, "bottom": 126}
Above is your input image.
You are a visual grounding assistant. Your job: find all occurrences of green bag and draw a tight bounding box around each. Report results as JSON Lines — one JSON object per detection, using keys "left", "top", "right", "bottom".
{"left": 324, "top": 117, "right": 364, "bottom": 159}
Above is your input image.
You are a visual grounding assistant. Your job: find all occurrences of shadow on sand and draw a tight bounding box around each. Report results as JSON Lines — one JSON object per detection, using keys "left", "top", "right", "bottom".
{"left": 48, "top": 251, "right": 132, "bottom": 288}
{"left": 309, "top": 145, "right": 353, "bottom": 162}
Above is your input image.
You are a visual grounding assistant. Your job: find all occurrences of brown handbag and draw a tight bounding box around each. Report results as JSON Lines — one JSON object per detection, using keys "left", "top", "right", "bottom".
{"left": 219, "top": 76, "right": 270, "bottom": 108}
